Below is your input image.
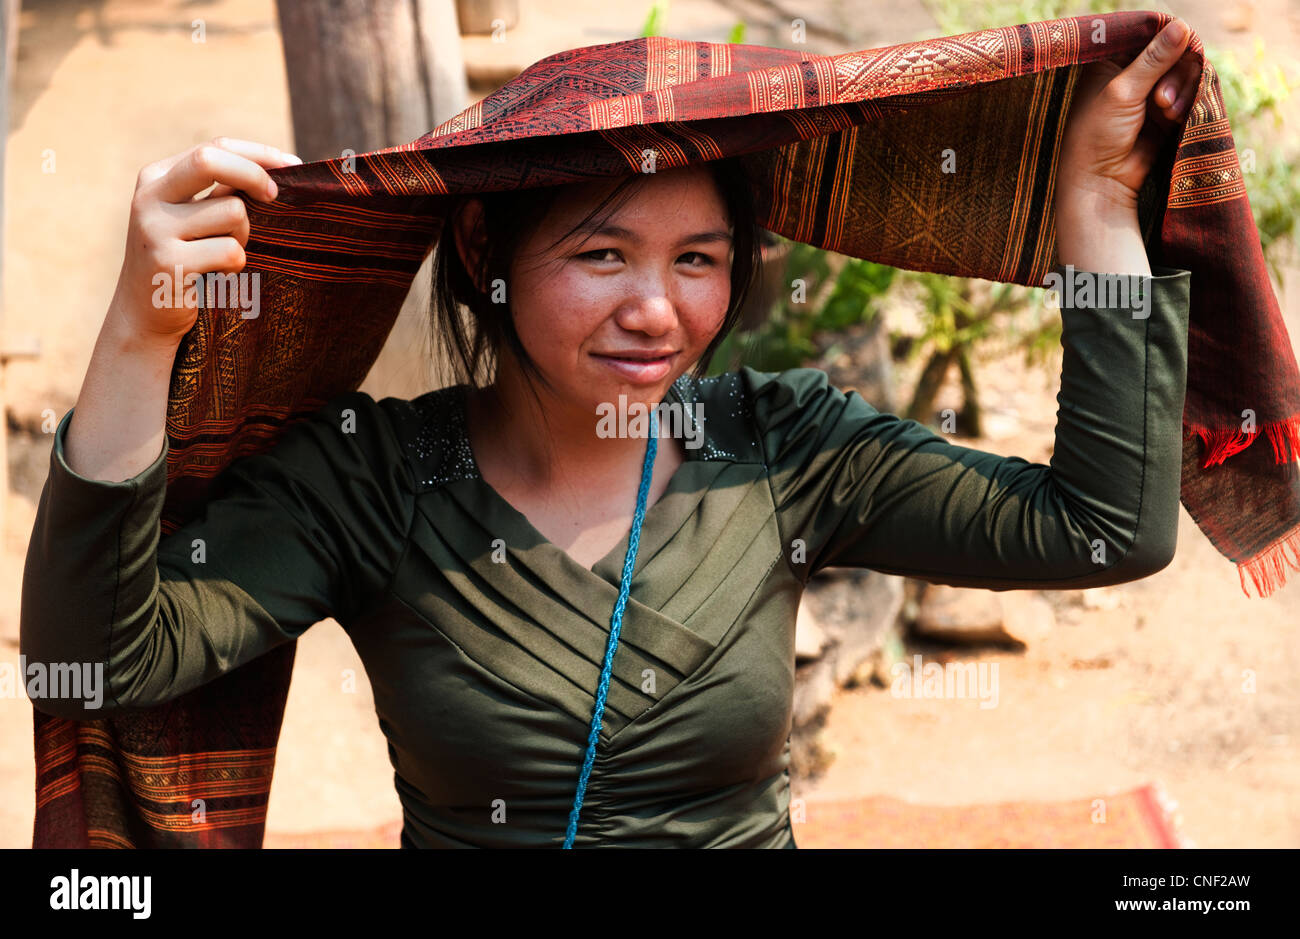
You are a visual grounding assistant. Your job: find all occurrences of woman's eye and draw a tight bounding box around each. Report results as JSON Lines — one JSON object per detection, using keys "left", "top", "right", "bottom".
{"left": 576, "top": 248, "right": 715, "bottom": 266}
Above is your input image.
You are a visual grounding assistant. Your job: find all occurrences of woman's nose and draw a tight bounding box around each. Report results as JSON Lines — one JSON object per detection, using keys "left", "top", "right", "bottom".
{"left": 615, "top": 293, "right": 678, "bottom": 335}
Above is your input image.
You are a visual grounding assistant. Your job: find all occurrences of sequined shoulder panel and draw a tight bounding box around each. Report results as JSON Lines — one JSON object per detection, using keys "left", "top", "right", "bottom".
{"left": 381, "top": 374, "right": 766, "bottom": 494}
{"left": 380, "top": 384, "right": 480, "bottom": 493}
{"left": 668, "top": 371, "right": 764, "bottom": 466}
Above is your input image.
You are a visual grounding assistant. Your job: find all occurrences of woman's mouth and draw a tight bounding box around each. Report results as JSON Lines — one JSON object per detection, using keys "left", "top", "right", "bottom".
{"left": 590, "top": 351, "right": 676, "bottom": 384}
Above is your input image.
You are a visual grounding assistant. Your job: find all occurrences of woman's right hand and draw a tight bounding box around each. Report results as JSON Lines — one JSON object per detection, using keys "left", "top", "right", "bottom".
{"left": 109, "top": 137, "right": 301, "bottom": 345}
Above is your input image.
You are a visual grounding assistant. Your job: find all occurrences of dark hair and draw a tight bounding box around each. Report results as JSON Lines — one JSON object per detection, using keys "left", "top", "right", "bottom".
{"left": 429, "top": 155, "right": 762, "bottom": 394}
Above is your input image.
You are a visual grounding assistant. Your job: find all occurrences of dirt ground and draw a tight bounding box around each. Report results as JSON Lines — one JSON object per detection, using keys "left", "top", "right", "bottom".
{"left": 1, "top": 0, "right": 1297, "bottom": 848}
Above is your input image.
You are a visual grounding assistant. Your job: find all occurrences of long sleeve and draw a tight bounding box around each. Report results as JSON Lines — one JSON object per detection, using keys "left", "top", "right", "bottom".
{"left": 750, "top": 264, "right": 1192, "bottom": 589}
{"left": 19, "top": 391, "right": 415, "bottom": 720}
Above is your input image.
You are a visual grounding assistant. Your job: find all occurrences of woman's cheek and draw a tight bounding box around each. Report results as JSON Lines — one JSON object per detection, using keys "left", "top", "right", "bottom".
{"left": 515, "top": 270, "right": 602, "bottom": 353}
{"left": 683, "top": 275, "right": 732, "bottom": 340}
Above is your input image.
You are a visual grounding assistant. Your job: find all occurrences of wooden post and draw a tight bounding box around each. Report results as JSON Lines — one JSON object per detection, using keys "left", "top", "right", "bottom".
{"left": 274, "top": 0, "right": 469, "bottom": 401}
{"left": 275, "top": 0, "right": 468, "bottom": 162}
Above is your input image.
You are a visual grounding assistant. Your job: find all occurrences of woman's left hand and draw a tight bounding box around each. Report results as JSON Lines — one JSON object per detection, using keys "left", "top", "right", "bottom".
{"left": 1053, "top": 17, "right": 1202, "bottom": 274}
{"left": 1056, "top": 17, "right": 1201, "bottom": 213}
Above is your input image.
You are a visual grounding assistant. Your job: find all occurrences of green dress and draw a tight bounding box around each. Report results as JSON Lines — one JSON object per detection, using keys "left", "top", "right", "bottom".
{"left": 20, "top": 265, "right": 1192, "bottom": 847}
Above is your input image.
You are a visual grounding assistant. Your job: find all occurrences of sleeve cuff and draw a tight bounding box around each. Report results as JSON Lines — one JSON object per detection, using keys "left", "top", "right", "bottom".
{"left": 1042, "top": 263, "right": 1190, "bottom": 317}
{"left": 49, "top": 406, "right": 170, "bottom": 499}
{"left": 21, "top": 408, "right": 172, "bottom": 715}
{"left": 1044, "top": 262, "right": 1190, "bottom": 279}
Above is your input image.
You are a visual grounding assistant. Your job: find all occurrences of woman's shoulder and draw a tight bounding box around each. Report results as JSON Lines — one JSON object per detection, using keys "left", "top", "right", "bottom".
{"left": 199, "top": 388, "right": 420, "bottom": 536}
{"left": 346, "top": 370, "right": 851, "bottom": 480}
{"left": 683, "top": 366, "right": 847, "bottom": 425}
{"left": 686, "top": 365, "right": 841, "bottom": 399}
{"left": 222, "top": 386, "right": 461, "bottom": 501}
{"left": 667, "top": 366, "right": 850, "bottom": 464}
{"left": 362, "top": 384, "right": 478, "bottom": 492}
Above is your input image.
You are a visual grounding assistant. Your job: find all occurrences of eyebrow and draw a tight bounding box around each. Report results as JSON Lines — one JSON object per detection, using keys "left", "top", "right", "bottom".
{"left": 577, "top": 223, "right": 734, "bottom": 247}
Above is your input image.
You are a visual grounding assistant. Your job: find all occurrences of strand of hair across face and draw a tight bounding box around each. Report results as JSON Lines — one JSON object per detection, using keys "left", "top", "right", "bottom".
{"left": 563, "top": 409, "right": 659, "bottom": 849}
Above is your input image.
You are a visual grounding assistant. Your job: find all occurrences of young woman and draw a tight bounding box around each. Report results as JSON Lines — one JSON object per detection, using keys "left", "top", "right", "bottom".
{"left": 22, "top": 20, "right": 1199, "bottom": 847}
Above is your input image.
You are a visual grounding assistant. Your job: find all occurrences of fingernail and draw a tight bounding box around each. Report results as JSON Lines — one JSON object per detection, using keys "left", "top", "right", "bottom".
{"left": 267, "top": 178, "right": 278, "bottom": 200}
{"left": 285, "top": 153, "right": 303, "bottom": 165}
{"left": 1167, "top": 19, "right": 1186, "bottom": 43}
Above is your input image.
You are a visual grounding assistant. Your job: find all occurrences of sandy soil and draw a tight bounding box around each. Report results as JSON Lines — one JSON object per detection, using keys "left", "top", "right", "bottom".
{"left": 1, "top": 0, "right": 1296, "bottom": 849}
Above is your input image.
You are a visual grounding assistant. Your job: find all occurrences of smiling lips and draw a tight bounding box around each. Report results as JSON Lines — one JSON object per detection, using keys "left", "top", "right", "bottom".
{"left": 590, "top": 349, "right": 676, "bottom": 384}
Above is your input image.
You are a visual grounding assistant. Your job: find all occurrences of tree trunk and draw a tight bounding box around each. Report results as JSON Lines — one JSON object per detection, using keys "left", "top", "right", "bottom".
{"left": 905, "top": 347, "right": 957, "bottom": 426}
{"left": 275, "top": 0, "right": 469, "bottom": 401}
{"left": 275, "top": 0, "right": 467, "bottom": 161}
{"left": 955, "top": 345, "right": 982, "bottom": 437}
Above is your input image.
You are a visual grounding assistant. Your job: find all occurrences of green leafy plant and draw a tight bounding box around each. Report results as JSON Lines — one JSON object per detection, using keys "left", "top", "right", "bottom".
{"left": 905, "top": 0, "right": 1300, "bottom": 429}
{"left": 1208, "top": 38, "right": 1300, "bottom": 283}
{"left": 708, "top": 237, "right": 895, "bottom": 373}
{"left": 713, "top": 0, "right": 1300, "bottom": 437}
{"left": 924, "top": 0, "right": 1122, "bottom": 34}
{"left": 639, "top": 0, "right": 668, "bottom": 37}
{"left": 893, "top": 273, "right": 1028, "bottom": 433}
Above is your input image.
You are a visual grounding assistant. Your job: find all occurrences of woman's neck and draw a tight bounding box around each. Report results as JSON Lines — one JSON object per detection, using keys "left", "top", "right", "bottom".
{"left": 466, "top": 368, "right": 669, "bottom": 499}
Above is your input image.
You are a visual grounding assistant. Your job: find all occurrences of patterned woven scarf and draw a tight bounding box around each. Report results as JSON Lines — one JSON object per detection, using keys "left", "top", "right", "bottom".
{"left": 31, "top": 9, "right": 1300, "bottom": 848}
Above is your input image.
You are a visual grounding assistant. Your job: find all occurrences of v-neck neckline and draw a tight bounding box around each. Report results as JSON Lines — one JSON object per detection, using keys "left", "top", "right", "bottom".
{"left": 452, "top": 381, "right": 705, "bottom": 583}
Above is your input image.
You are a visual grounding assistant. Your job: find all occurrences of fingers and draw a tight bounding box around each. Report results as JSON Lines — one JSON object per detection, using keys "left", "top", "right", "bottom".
{"left": 1114, "top": 17, "right": 1192, "bottom": 105}
{"left": 164, "top": 195, "right": 252, "bottom": 246}
{"left": 191, "top": 182, "right": 237, "bottom": 202}
{"left": 150, "top": 137, "right": 301, "bottom": 205}
{"left": 139, "top": 137, "right": 295, "bottom": 189}
{"left": 172, "top": 236, "right": 248, "bottom": 277}
{"left": 1140, "top": 55, "right": 1201, "bottom": 131}
{"left": 1165, "top": 55, "right": 1202, "bottom": 117}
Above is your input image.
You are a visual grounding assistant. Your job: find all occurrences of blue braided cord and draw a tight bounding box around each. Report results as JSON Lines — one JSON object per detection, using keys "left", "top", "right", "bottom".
{"left": 563, "top": 408, "right": 659, "bottom": 849}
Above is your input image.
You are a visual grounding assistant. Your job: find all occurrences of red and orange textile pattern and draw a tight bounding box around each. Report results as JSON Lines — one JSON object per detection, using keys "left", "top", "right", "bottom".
{"left": 31, "top": 9, "right": 1299, "bottom": 847}
{"left": 794, "top": 783, "right": 1189, "bottom": 848}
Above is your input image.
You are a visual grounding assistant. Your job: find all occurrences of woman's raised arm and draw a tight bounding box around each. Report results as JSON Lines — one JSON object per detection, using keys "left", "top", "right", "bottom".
{"left": 21, "top": 389, "right": 415, "bottom": 719}
{"left": 747, "top": 17, "right": 1200, "bottom": 589}
{"left": 64, "top": 137, "right": 293, "bottom": 483}
{"left": 20, "top": 139, "right": 412, "bottom": 719}
{"left": 751, "top": 261, "right": 1190, "bottom": 589}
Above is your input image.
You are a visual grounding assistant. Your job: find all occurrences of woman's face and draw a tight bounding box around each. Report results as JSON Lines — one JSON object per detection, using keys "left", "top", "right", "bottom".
{"left": 487, "top": 164, "right": 734, "bottom": 418}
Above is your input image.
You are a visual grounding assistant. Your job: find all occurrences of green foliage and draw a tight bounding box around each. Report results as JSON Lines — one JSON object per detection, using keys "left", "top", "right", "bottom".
{"left": 925, "top": 0, "right": 1122, "bottom": 34}
{"left": 1207, "top": 39, "right": 1300, "bottom": 282}
{"left": 921, "top": 0, "right": 1300, "bottom": 369}
{"left": 707, "top": 238, "right": 895, "bottom": 374}
{"left": 640, "top": 0, "right": 744, "bottom": 43}
{"left": 711, "top": 0, "right": 1300, "bottom": 392}
{"left": 905, "top": 274, "right": 994, "bottom": 354}
{"left": 639, "top": 0, "right": 668, "bottom": 38}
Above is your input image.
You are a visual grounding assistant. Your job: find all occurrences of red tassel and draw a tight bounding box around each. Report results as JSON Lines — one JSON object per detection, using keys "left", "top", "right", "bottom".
{"left": 1185, "top": 417, "right": 1300, "bottom": 597}
{"left": 1264, "top": 415, "right": 1300, "bottom": 464}
{"left": 1237, "top": 521, "right": 1300, "bottom": 599}
{"left": 1187, "top": 415, "right": 1300, "bottom": 468}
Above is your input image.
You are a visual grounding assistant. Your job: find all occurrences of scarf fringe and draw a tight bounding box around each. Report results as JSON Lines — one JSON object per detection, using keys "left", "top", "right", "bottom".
{"left": 1184, "top": 417, "right": 1300, "bottom": 598}
{"left": 1237, "top": 520, "right": 1300, "bottom": 599}
{"left": 1187, "top": 415, "right": 1300, "bottom": 467}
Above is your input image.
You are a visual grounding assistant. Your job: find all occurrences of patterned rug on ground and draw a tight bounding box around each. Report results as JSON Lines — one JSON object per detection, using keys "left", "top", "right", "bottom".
{"left": 260, "top": 783, "right": 1188, "bottom": 848}
{"left": 794, "top": 783, "right": 1188, "bottom": 848}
